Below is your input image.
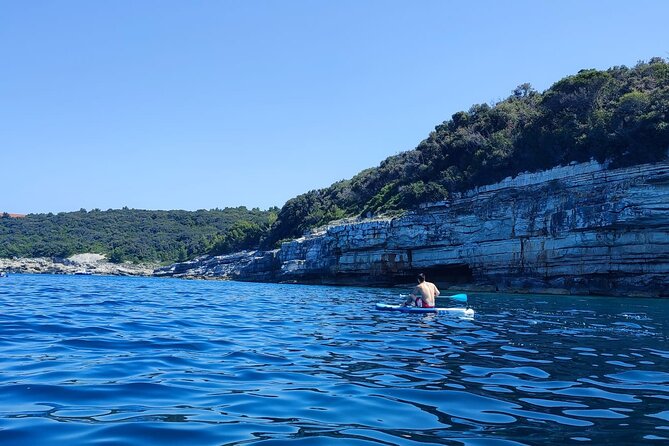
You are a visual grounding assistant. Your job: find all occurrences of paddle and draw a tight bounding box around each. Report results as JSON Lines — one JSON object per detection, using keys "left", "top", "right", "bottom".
{"left": 438, "top": 293, "right": 468, "bottom": 303}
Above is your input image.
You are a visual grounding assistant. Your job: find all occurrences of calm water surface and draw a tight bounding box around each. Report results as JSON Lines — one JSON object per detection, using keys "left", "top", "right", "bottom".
{"left": 0, "top": 274, "right": 668, "bottom": 445}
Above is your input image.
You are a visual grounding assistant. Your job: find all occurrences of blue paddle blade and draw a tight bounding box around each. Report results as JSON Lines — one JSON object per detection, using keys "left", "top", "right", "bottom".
{"left": 443, "top": 293, "right": 468, "bottom": 302}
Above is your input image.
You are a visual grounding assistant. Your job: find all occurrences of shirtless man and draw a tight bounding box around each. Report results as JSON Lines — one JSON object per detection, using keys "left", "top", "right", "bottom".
{"left": 404, "top": 273, "right": 440, "bottom": 308}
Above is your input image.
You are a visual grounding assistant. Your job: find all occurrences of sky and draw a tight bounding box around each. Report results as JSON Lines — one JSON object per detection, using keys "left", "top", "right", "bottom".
{"left": 2, "top": 0, "right": 668, "bottom": 214}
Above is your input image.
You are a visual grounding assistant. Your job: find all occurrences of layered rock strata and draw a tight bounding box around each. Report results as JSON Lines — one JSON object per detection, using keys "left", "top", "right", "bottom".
{"left": 156, "top": 160, "right": 669, "bottom": 296}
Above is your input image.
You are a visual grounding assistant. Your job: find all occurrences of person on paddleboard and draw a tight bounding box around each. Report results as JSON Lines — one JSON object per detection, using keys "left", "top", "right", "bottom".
{"left": 404, "top": 273, "right": 440, "bottom": 308}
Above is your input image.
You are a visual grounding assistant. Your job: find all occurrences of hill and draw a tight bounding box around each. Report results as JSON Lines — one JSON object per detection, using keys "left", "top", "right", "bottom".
{"left": 263, "top": 58, "right": 669, "bottom": 247}
{"left": 0, "top": 207, "right": 277, "bottom": 263}
{"left": 4, "top": 59, "right": 668, "bottom": 262}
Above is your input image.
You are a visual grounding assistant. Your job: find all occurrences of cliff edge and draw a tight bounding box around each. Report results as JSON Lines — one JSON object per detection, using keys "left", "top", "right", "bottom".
{"left": 156, "top": 159, "right": 669, "bottom": 297}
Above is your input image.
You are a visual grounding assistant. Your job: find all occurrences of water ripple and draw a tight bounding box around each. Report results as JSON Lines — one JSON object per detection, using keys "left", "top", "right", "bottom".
{"left": 0, "top": 275, "right": 668, "bottom": 445}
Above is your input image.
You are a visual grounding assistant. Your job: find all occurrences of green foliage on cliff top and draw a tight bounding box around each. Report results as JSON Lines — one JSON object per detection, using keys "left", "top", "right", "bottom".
{"left": 263, "top": 58, "right": 669, "bottom": 247}
{"left": 0, "top": 207, "right": 277, "bottom": 263}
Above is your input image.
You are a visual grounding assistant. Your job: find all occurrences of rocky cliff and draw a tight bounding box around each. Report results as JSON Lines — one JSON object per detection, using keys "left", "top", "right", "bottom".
{"left": 155, "top": 160, "right": 669, "bottom": 297}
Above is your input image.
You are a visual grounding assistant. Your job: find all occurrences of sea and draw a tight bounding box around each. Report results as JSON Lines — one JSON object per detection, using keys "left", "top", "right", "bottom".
{"left": 0, "top": 274, "right": 667, "bottom": 445}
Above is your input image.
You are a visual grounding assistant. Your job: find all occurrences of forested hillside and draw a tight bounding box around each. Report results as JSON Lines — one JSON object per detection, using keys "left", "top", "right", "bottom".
{"left": 0, "top": 207, "right": 277, "bottom": 263}
{"left": 263, "top": 58, "right": 669, "bottom": 247}
{"left": 5, "top": 59, "right": 668, "bottom": 261}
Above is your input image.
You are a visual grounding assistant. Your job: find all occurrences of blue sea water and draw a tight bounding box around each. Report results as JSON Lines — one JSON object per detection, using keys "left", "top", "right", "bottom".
{"left": 0, "top": 274, "right": 668, "bottom": 445}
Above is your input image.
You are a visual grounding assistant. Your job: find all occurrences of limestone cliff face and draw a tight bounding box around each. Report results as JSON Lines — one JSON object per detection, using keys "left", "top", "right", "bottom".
{"left": 156, "top": 160, "right": 669, "bottom": 296}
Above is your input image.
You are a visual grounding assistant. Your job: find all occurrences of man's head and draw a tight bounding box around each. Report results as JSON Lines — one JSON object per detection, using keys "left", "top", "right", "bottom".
{"left": 417, "top": 273, "right": 425, "bottom": 283}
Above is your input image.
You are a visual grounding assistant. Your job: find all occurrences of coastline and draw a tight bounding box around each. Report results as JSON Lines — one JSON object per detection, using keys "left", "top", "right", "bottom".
{"left": 2, "top": 255, "right": 663, "bottom": 299}
{"left": 155, "top": 160, "right": 669, "bottom": 298}
{"left": 0, "top": 255, "right": 157, "bottom": 277}
{"left": 5, "top": 157, "right": 668, "bottom": 299}
{"left": 3, "top": 266, "right": 663, "bottom": 301}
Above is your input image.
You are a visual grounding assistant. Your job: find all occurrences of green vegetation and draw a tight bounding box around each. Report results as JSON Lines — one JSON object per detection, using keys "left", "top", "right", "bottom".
{"left": 0, "top": 207, "right": 277, "bottom": 263}
{"left": 209, "top": 217, "right": 276, "bottom": 256}
{"left": 263, "top": 58, "right": 669, "bottom": 247}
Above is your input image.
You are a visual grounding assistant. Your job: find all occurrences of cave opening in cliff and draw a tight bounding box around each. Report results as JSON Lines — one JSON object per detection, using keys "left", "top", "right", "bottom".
{"left": 420, "top": 264, "right": 474, "bottom": 286}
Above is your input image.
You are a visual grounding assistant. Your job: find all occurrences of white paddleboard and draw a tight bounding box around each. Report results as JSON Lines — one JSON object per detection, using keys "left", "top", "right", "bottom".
{"left": 375, "top": 303, "right": 474, "bottom": 316}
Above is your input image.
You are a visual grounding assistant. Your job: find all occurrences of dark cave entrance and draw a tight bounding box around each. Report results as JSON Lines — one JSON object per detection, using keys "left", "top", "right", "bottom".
{"left": 416, "top": 264, "right": 474, "bottom": 286}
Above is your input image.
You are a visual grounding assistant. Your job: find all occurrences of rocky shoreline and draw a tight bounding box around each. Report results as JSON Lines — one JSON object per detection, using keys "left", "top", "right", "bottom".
{"left": 4, "top": 160, "right": 668, "bottom": 297}
{"left": 0, "top": 254, "right": 157, "bottom": 277}
{"left": 156, "top": 159, "right": 669, "bottom": 297}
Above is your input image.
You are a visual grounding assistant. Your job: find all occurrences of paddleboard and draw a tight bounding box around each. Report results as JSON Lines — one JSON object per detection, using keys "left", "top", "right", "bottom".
{"left": 376, "top": 303, "right": 474, "bottom": 316}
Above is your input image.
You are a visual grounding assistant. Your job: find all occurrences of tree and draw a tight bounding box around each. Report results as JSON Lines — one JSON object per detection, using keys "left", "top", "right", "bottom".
{"left": 210, "top": 221, "right": 266, "bottom": 255}
{"left": 513, "top": 83, "right": 535, "bottom": 98}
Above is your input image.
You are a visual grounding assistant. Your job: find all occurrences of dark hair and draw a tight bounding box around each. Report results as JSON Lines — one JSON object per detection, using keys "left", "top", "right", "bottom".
{"left": 417, "top": 273, "right": 425, "bottom": 283}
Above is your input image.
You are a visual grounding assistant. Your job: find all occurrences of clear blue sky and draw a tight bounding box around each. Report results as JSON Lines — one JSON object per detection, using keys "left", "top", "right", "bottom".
{"left": 2, "top": 1, "right": 668, "bottom": 214}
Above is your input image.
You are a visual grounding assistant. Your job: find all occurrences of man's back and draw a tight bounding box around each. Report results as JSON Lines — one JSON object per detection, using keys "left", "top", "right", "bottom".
{"left": 414, "top": 281, "right": 440, "bottom": 307}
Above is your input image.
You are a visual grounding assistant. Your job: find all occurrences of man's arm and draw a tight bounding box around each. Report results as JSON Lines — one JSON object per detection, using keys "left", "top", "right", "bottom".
{"left": 405, "top": 286, "right": 419, "bottom": 306}
{"left": 414, "top": 286, "right": 431, "bottom": 306}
